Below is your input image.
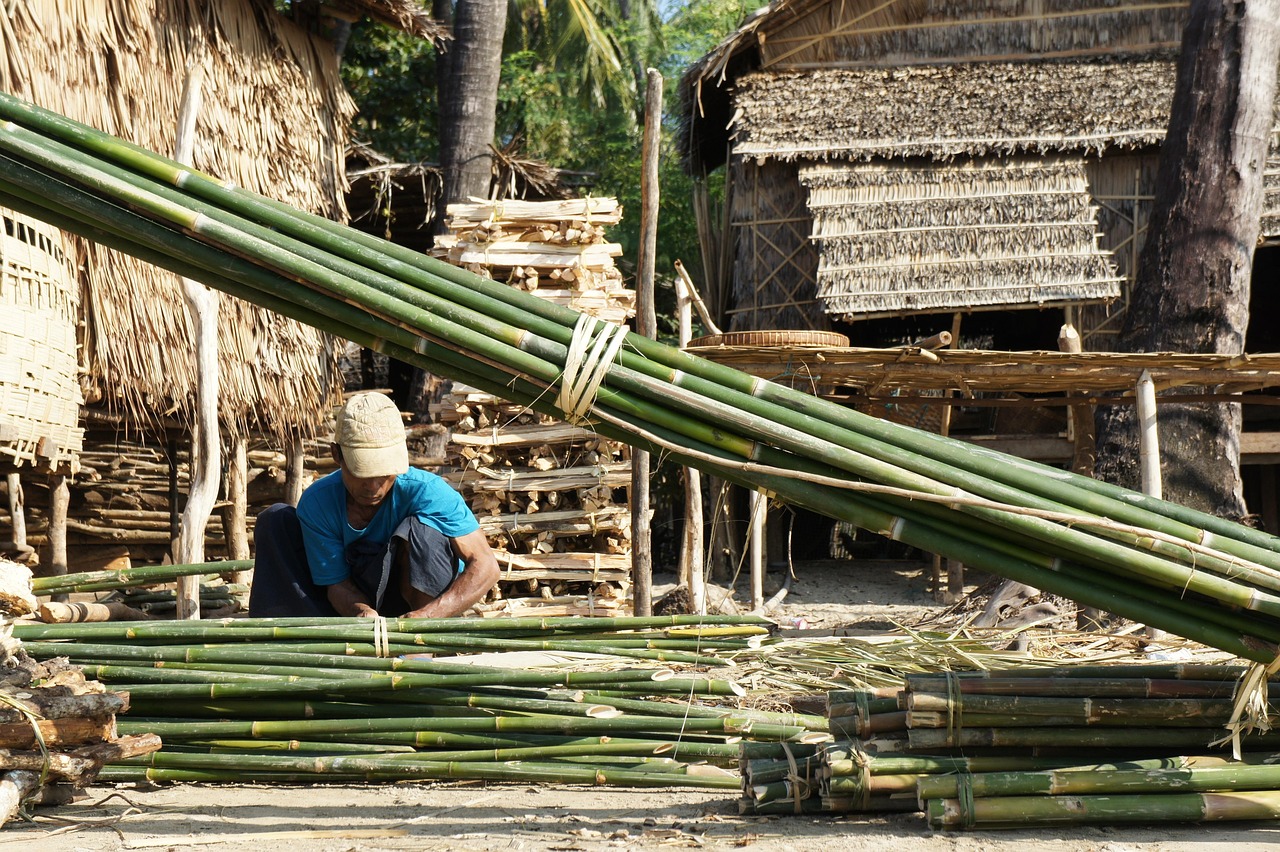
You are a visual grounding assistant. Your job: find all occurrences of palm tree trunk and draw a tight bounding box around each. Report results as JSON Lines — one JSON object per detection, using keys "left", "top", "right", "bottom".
{"left": 1095, "top": 0, "right": 1279, "bottom": 518}
{"left": 438, "top": 0, "right": 506, "bottom": 219}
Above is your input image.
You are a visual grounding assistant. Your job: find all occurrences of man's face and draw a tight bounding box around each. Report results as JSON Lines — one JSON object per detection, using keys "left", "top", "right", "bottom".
{"left": 333, "top": 445, "right": 397, "bottom": 508}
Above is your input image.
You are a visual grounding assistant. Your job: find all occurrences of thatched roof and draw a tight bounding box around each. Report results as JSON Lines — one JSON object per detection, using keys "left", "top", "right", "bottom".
{"left": 332, "top": 0, "right": 449, "bottom": 44}
{"left": 0, "top": 0, "right": 363, "bottom": 444}
{"left": 679, "top": 0, "right": 1192, "bottom": 173}
{"left": 731, "top": 57, "right": 1179, "bottom": 164}
{"left": 801, "top": 157, "right": 1123, "bottom": 318}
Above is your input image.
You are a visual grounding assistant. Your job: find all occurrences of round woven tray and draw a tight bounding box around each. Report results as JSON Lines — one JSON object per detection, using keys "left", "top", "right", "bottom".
{"left": 685, "top": 330, "right": 850, "bottom": 348}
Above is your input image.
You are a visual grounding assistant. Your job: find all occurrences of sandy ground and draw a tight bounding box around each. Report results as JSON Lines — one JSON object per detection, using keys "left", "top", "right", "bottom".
{"left": 10, "top": 557, "right": 1280, "bottom": 850}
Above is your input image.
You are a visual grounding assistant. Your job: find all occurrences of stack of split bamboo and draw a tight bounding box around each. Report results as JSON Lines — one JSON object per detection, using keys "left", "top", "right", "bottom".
{"left": 0, "top": 559, "right": 160, "bottom": 825}
{"left": 12, "top": 614, "right": 835, "bottom": 788}
{"left": 432, "top": 198, "right": 635, "bottom": 615}
{"left": 6, "top": 93, "right": 1280, "bottom": 669}
{"left": 432, "top": 198, "right": 632, "bottom": 324}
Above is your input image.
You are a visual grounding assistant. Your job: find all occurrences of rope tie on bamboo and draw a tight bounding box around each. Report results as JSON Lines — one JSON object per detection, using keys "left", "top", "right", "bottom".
{"left": 780, "top": 742, "right": 809, "bottom": 814}
{"left": 945, "top": 671, "right": 963, "bottom": 747}
{"left": 854, "top": 690, "right": 870, "bottom": 737}
{"left": 557, "top": 315, "right": 628, "bottom": 424}
{"left": 852, "top": 741, "right": 871, "bottom": 811}
{"left": 372, "top": 616, "right": 390, "bottom": 658}
{"left": 956, "top": 772, "right": 977, "bottom": 828}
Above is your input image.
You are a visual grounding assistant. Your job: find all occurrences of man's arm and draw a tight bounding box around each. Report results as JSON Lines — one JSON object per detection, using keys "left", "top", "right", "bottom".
{"left": 403, "top": 528, "right": 500, "bottom": 618}
{"left": 326, "top": 579, "right": 379, "bottom": 617}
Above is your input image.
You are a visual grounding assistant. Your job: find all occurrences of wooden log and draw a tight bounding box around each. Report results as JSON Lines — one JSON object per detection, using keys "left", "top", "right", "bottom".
{"left": 0, "top": 769, "right": 39, "bottom": 826}
{"left": 0, "top": 716, "right": 116, "bottom": 749}
{"left": 47, "top": 472, "right": 69, "bottom": 602}
{"left": 0, "top": 688, "right": 128, "bottom": 722}
{"left": 38, "top": 600, "right": 152, "bottom": 623}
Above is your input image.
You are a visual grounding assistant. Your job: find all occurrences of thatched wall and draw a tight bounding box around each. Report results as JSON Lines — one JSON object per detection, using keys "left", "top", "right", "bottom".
{"left": 731, "top": 57, "right": 1178, "bottom": 163}
{"left": 801, "top": 157, "right": 1122, "bottom": 318}
{"left": 726, "top": 159, "right": 826, "bottom": 331}
{"left": 0, "top": 0, "right": 356, "bottom": 443}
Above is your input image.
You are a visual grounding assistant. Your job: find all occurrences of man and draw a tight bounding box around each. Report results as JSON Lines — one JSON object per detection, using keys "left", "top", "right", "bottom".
{"left": 248, "top": 392, "right": 500, "bottom": 618}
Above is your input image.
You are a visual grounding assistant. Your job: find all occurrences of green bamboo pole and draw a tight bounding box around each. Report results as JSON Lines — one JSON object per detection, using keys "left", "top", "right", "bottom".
{"left": 189, "top": 740, "right": 417, "bottom": 755}
{"left": 116, "top": 713, "right": 816, "bottom": 742}
{"left": 919, "top": 763, "right": 1280, "bottom": 801}
{"left": 927, "top": 789, "right": 1280, "bottom": 828}
{"left": 113, "top": 751, "right": 741, "bottom": 789}
{"left": 905, "top": 675, "right": 1240, "bottom": 699}
{"left": 906, "top": 726, "right": 1280, "bottom": 751}
{"left": 906, "top": 691, "right": 1255, "bottom": 722}
{"left": 30, "top": 561, "right": 251, "bottom": 595}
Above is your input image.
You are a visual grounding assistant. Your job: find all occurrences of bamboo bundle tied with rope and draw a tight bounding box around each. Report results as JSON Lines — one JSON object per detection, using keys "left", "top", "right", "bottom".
{"left": 4, "top": 91, "right": 1280, "bottom": 710}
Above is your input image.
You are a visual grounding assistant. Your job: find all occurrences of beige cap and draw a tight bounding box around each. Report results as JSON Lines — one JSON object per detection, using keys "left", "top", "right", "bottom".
{"left": 335, "top": 392, "right": 409, "bottom": 478}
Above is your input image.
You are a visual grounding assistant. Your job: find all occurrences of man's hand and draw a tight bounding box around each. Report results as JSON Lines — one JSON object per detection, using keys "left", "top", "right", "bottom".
{"left": 326, "top": 578, "right": 379, "bottom": 617}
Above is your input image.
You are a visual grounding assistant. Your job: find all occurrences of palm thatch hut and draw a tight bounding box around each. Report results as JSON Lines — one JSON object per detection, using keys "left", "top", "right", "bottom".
{"left": 678, "top": 0, "right": 1280, "bottom": 348}
{"left": 0, "top": 0, "right": 446, "bottom": 571}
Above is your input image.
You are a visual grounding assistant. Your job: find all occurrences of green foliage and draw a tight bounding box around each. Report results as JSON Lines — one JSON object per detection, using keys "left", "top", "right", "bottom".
{"left": 340, "top": 23, "right": 440, "bottom": 162}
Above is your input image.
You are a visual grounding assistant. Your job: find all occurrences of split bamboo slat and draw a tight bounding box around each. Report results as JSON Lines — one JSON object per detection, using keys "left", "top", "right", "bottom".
{"left": 431, "top": 199, "right": 636, "bottom": 615}
{"left": 7, "top": 92, "right": 1280, "bottom": 675}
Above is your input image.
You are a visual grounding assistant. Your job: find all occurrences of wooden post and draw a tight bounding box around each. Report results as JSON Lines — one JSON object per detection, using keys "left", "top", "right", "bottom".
{"left": 748, "top": 488, "right": 765, "bottom": 612}
{"left": 675, "top": 263, "right": 705, "bottom": 613}
{"left": 47, "top": 472, "right": 69, "bottom": 603}
{"left": 1061, "top": 322, "right": 1101, "bottom": 629}
{"left": 631, "top": 68, "right": 662, "bottom": 617}
{"left": 284, "top": 435, "right": 307, "bottom": 507}
{"left": 173, "top": 52, "right": 218, "bottom": 619}
{"left": 4, "top": 474, "right": 25, "bottom": 555}
{"left": 1059, "top": 323, "right": 1097, "bottom": 475}
{"left": 1137, "top": 370, "right": 1162, "bottom": 499}
{"left": 1136, "top": 368, "right": 1165, "bottom": 639}
{"left": 224, "top": 436, "right": 252, "bottom": 586}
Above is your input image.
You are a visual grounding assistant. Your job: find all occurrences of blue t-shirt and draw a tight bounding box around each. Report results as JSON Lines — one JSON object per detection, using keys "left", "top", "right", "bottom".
{"left": 296, "top": 467, "right": 480, "bottom": 586}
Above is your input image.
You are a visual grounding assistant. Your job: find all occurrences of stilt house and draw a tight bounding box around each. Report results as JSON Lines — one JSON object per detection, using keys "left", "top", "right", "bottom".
{"left": 678, "top": 0, "right": 1280, "bottom": 350}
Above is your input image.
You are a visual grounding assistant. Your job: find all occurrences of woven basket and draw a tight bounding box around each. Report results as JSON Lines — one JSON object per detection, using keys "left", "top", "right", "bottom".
{"left": 0, "top": 211, "right": 83, "bottom": 470}
{"left": 686, "top": 330, "right": 850, "bottom": 348}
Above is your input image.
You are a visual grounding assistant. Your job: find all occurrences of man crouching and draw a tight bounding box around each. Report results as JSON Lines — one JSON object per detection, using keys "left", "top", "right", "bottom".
{"left": 249, "top": 392, "right": 499, "bottom": 618}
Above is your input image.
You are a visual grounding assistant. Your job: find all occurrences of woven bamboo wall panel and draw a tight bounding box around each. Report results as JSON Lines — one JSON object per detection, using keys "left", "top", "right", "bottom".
{"left": 800, "top": 157, "right": 1123, "bottom": 318}
{"left": 0, "top": 211, "right": 83, "bottom": 469}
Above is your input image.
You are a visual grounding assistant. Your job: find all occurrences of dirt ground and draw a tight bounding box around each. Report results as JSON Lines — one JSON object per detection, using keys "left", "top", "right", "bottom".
{"left": 10, "top": 558, "right": 1280, "bottom": 850}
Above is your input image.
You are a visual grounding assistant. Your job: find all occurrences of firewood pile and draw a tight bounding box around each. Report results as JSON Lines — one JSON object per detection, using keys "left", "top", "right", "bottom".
{"left": 432, "top": 197, "right": 636, "bottom": 616}
{"left": 432, "top": 197, "right": 634, "bottom": 325}
{"left": 0, "top": 559, "right": 159, "bottom": 824}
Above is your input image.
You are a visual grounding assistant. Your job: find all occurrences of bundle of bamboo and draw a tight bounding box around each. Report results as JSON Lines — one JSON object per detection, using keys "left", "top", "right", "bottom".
{"left": 13, "top": 614, "right": 837, "bottom": 787}
{"left": 3, "top": 92, "right": 1280, "bottom": 672}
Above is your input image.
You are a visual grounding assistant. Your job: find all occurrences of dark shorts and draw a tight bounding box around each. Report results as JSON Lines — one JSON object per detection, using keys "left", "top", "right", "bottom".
{"left": 247, "top": 503, "right": 457, "bottom": 618}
